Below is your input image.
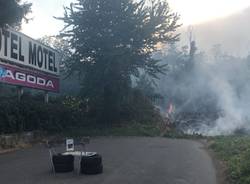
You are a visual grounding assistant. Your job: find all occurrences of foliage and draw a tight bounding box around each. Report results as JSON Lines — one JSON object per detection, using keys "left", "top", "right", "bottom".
{"left": 210, "top": 136, "right": 250, "bottom": 184}
{"left": 0, "top": 95, "right": 85, "bottom": 134}
{"left": 60, "top": 0, "right": 180, "bottom": 77}
{"left": 38, "top": 36, "right": 72, "bottom": 72}
{"left": 62, "top": 96, "right": 84, "bottom": 111}
{"left": 0, "top": 92, "right": 162, "bottom": 136}
{"left": 0, "top": 0, "right": 32, "bottom": 28}
{"left": 59, "top": 0, "right": 180, "bottom": 124}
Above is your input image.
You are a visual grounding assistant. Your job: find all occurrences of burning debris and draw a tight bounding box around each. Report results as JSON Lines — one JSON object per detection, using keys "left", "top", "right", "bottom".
{"left": 161, "top": 101, "right": 250, "bottom": 136}
{"left": 172, "top": 112, "right": 219, "bottom": 135}
{"left": 159, "top": 102, "right": 218, "bottom": 136}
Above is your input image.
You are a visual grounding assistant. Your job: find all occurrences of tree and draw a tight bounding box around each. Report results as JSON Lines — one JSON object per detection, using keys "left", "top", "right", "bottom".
{"left": 60, "top": 0, "right": 180, "bottom": 123}
{"left": 38, "top": 36, "right": 72, "bottom": 72}
{"left": 38, "top": 36, "right": 81, "bottom": 95}
{"left": 0, "top": 0, "right": 32, "bottom": 27}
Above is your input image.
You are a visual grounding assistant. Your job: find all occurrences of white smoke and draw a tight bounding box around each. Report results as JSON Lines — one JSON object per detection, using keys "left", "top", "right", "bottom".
{"left": 197, "top": 55, "right": 250, "bottom": 136}
{"left": 156, "top": 48, "right": 250, "bottom": 136}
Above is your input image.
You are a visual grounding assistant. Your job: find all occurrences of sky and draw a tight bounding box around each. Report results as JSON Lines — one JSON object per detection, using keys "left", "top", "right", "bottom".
{"left": 168, "top": 0, "right": 250, "bottom": 25}
{"left": 22, "top": 0, "right": 250, "bottom": 39}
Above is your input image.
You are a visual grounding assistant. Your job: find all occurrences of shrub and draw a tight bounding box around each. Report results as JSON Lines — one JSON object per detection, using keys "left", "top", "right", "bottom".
{"left": 0, "top": 96, "right": 85, "bottom": 134}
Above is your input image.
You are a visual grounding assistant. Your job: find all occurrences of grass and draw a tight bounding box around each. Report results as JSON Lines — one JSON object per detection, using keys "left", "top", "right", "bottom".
{"left": 63, "top": 123, "right": 203, "bottom": 139}
{"left": 62, "top": 122, "right": 161, "bottom": 138}
{"left": 210, "top": 136, "right": 250, "bottom": 184}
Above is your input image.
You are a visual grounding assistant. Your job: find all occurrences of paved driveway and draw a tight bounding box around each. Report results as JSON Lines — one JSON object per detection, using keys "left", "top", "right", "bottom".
{"left": 0, "top": 137, "right": 217, "bottom": 184}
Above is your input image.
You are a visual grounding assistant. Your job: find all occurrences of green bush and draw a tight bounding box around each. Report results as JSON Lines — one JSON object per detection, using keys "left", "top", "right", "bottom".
{"left": 0, "top": 90, "right": 162, "bottom": 135}
{"left": 210, "top": 136, "right": 250, "bottom": 184}
{"left": 0, "top": 96, "right": 85, "bottom": 134}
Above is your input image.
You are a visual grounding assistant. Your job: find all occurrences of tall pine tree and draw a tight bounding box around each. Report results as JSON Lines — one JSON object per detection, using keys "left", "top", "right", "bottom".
{"left": 60, "top": 0, "right": 180, "bottom": 123}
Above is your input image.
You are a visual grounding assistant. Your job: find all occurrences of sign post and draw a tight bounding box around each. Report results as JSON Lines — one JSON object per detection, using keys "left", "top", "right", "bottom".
{"left": 17, "top": 86, "right": 23, "bottom": 102}
{"left": 44, "top": 91, "right": 49, "bottom": 103}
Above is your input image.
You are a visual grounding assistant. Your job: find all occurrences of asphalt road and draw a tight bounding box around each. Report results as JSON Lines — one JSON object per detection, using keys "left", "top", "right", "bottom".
{"left": 0, "top": 137, "right": 217, "bottom": 184}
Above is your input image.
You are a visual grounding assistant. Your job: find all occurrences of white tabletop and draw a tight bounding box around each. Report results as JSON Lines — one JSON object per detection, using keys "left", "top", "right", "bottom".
{"left": 62, "top": 151, "right": 97, "bottom": 157}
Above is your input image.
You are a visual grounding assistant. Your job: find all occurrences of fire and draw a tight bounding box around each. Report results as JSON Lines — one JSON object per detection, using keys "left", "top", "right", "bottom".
{"left": 165, "top": 103, "right": 175, "bottom": 119}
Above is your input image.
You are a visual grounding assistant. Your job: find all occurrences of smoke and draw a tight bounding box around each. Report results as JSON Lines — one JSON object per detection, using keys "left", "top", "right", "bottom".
{"left": 155, "top": 46, "right": 250, "bottom": 136}
{"left": 179, "top": 6, "right": 250, "bottom": 57}
{"left": 197, "top": 55, "right": 250, "bottom": 135}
